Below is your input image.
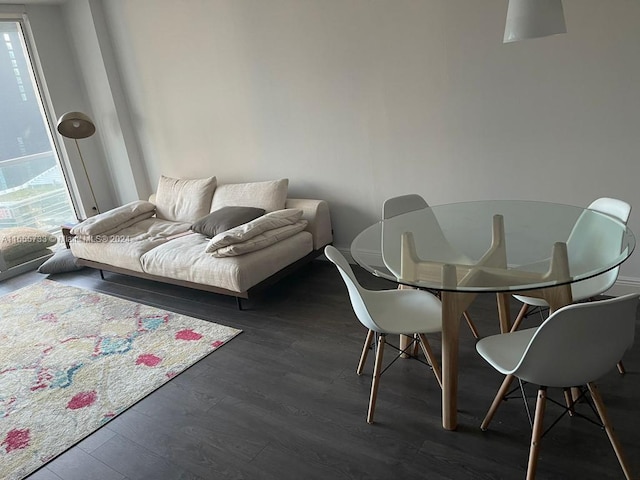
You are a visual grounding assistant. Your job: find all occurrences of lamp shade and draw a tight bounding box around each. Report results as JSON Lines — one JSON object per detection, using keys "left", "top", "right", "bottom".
{"left": 503, "top": 0, "right": 566, "bottom": 43}
{"left": 56, "top": 111, "right": 96, "bottom": 139}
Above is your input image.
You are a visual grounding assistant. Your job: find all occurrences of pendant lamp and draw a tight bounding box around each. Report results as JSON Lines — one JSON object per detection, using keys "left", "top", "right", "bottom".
{"left": 504, "top": 0, "right": 566, "bottom": 43}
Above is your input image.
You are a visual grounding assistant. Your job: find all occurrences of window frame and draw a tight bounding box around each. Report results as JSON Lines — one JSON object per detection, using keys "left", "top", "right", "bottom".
{"left": 0, "top": 6, "right": 82, "bottom": 221}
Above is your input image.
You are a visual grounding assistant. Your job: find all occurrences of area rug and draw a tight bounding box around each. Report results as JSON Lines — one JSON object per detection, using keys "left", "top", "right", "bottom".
{"left": 0, "top": 280, "right": 241, "bottom": 480}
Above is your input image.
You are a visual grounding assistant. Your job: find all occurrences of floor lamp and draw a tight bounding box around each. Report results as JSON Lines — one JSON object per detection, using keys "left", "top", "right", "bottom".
{"left": 56, "top": 111, "right": 100, "bottom": 215}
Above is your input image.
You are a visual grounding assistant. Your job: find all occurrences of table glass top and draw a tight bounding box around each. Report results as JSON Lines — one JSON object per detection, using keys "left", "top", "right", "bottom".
{"left": 350, "top": 200, "right": 635, "bottom": 293}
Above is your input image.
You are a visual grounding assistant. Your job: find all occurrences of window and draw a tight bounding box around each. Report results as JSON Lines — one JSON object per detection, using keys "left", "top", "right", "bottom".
{"left": 0, "top": 18, "right": 77, "bottom": 241}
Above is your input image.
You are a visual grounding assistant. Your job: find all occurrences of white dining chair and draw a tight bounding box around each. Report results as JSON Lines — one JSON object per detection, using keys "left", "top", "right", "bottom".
{"left": 477, "top": 293, "right": 638, "bottom": 480}
{"left": 511, "top": 197, "right": 631, "bottom": 373}
{"left": 356, "top": 194, "right": 479, "bottom": 374}
{"left": 381, "top": 194, "right": 479, "bottom": 338}
{"left": 325, "top": 245, "right": 443, "bottom": 424}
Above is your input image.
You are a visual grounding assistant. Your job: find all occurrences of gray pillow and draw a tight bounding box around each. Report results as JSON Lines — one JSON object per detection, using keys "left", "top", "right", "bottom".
{"left": 38, "top": 248, "right": 84, "bottom": 274}
{"left": 191, "top": 206, "right": 266, "bottom": 238}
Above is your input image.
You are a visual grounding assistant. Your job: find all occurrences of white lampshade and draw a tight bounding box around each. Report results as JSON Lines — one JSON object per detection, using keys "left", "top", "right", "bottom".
{"left": 503, "top": 0, "right": 566, "bottom": 43}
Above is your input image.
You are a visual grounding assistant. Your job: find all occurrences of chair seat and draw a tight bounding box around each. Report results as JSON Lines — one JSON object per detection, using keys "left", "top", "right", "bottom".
{"left": 476, "top": 328, "right": 537, "bottom": 374}
{"left": 512, "top": 293, "right": 549, "bottom": 307}
{"left": 366, "top": 288, "right": 442, "bottom": 335}
{"left": 513, "top": 277, "right": 608, "bottom": 307}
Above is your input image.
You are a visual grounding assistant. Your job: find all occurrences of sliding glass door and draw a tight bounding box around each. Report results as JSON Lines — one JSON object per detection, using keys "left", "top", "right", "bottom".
{"left": 0, "top": 19, "right": 77, "bottom": 238}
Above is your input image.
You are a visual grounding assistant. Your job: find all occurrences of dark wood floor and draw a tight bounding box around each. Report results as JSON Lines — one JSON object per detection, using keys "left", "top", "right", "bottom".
{"left": 3, "top": 260, "right": 638, "bottom": 479}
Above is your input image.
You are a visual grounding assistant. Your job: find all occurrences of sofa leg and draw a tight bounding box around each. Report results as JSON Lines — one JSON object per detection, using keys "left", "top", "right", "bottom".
{"left": 236, "top": 297, "right": 244, "bottom": 310}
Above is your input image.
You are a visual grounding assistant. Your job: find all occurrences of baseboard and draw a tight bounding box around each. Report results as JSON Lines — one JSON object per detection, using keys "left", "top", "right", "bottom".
{"left": 317, "top": 247, "right": 354, "bottom": 263}
{"left": 608, "top": 276, "right": 640, "bottom": 296}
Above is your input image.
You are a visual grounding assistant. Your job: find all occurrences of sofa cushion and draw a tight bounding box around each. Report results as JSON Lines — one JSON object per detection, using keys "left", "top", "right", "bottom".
{"left": 70, "top": 218, "right": 192, "bottom": 272}
{"left": 155, "top": 175, "right": 217, "bottom": 223}
{"left": 210, "top": 179, "right": 288, "bottom": 213}
{"left": 209, "top": 221, "right": 308, "bottom": 257}
{"left": 71, "top": 200, "right": 156, "bottom": 237}
{"left": 205, "top": 208, "right": 303, "bottom": 253}
{"left": 2, "top": 249, "right": 54, "bottom": 270}
{"left": 0, "top": 227, "right": 57, "bottom": 261}
{"left": 191, "top": 206, "right": 265, "bottom": 238}
{"left": 140, "top": 230, "right": 313, "bottom": 293}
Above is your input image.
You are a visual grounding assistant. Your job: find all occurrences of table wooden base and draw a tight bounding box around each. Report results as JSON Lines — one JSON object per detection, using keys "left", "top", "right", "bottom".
{"left": 441, "top": 290, "right": 478, "bottom": 430}
{"left": 400, "top": 214, "right": 575, "bottom": 430}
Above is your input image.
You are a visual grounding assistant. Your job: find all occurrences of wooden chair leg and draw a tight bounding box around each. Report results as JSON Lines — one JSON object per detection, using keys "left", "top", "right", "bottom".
{"left": 417, "top": 333, "right": 442, "bottom": 389}
{"left": 463, "top": 311, "right": 480, "bottom": 339}
{"left": 357, "top": 329, "right": 375, "bottom": 375}
{"left": 481, "top": 374, "right": 515, "bottom": 431}
{"left": 510, "top": 303, "right": 530, "bottom": 333}
{"left": 587, "top": 382, "right": 633, "bottom": 480}
{"left": 367, "top": 333, "right": 386, "bottom": 424}
{"left": 411, "top": 333, "right": 421, "bottom": 357}
{"left": 526, "top": 387, "right": 547, "bottom": 480}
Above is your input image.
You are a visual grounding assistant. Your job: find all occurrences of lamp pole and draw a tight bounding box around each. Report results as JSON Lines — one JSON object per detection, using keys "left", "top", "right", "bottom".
{"left": 73, "top": 138, "right": 100, "bottom": 214}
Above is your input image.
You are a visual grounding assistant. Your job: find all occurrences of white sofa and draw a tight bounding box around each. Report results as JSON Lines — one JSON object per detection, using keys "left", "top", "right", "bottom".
{"left": 69, "top": 177, "right": 332, "bottom": 307}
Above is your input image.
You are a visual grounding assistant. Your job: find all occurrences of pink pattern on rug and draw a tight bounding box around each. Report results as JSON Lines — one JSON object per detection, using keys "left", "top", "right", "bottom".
{"left": 38, "top": 313, "right": 57, "bottom": 323}
{"left": 2, "top": 428, "right": 30, "bottom": 453}
{"left": 211, "top": 340, "right": 224, "bottom": 348}
{"left": 175, "top": 329, "right": 203, "bottom": 341}
{"left": 84, "top": 295, "right": 102, "bottom": 304}
{"left": 67, "top": 391, "right": 97, "bottom": 410}
{"left": 30, "top": 369, "right": 53, "bottom": 392}
{"left": 136, "top": 354, "right": 162, "bottom": 367}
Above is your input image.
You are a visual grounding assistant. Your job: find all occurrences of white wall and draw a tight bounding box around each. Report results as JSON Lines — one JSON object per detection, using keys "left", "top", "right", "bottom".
{"left": 60, "top": 0, "right": 149, "bottom": 206}
{"left": 21, "top": 0, "right": 640, "bottom": 290}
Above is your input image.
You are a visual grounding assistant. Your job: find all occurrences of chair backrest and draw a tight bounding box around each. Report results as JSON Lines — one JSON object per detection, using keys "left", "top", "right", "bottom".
{"left": 589, "top": 197, "right": 631, "bottom": 224}
{"left": 382, "top": 194, "right": 429, "bottom": 220}
{"left": 512, "top": 294, "right": 638, "bottom": 387}
{"left": 381, "top": 195, "right": 471, "bottom": 278}
{"left": 567, "top": 197, "right": 631, "bottom": 299}
{"left": 324, "top": 245, "right": 380, "bottom": 332}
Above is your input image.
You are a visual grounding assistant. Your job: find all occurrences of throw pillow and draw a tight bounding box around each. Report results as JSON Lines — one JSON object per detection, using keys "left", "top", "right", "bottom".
{"left": 0, "top": 227, "right": 57, "bottom": 261}
{"left": 210, "top": 178, "right": 288, "bottom": 213}
{"left": 155, "top": 175, "right": 217, "bottom": 223}
{"left": 191, "top": 206, "right": 266, "bottom": 238}
{"left": 37, "top": 248, "right": 84, "bottom": 274}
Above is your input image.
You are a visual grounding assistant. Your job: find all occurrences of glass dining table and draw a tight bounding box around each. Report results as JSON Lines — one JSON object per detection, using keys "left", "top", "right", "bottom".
{"left": 350, "top": 200, "right": 635, "bottom": 430}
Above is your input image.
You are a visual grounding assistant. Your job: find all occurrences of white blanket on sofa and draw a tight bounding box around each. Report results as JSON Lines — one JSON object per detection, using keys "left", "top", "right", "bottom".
{"left": 71, "top": 201, "right": 156, "bottom": 238}
{"left": 205, "top": 208, "right": 308, "bottom": 257}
